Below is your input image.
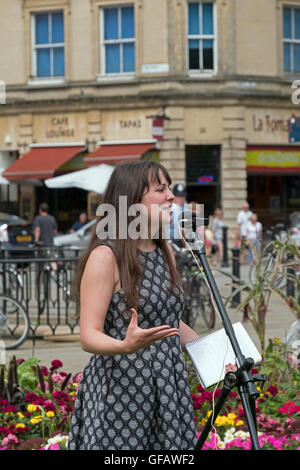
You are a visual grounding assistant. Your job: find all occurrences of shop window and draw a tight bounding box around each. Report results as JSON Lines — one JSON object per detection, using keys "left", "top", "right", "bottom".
{"left": 32, "top": 11, "right": 65, "bottom": 78}
{"left": 187, "top": 2, "right": 216, "bottom": 73}
{"left": 100, "top": 6, "right": 135, "bottom": 75}
{"left": 283, "top": 6, "right": 300, "bottom": 73}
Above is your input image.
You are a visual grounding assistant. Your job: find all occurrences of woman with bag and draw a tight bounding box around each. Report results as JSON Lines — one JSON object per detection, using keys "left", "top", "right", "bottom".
{"left": 245, "top": 213, "right": 263, "bottom": 265}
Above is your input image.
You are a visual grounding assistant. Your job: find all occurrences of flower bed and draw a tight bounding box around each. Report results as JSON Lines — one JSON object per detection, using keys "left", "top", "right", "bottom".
{"left": 0, "top": 338, "right": 299, "bottom": 450}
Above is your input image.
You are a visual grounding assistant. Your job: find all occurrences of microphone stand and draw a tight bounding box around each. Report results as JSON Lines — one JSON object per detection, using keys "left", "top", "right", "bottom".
{"left": 181, "top": 219, "right": 265, "bottom": 451}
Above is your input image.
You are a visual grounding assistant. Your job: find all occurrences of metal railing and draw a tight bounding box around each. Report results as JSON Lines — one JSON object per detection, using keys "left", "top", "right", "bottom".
{"left": 0, "top": 247, "right": 82, "bottom": 345}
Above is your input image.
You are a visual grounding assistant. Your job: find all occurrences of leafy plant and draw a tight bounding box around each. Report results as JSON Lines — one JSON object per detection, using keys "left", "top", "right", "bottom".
{"left": 218, "top": 239, "right": 300, "bottom": 352}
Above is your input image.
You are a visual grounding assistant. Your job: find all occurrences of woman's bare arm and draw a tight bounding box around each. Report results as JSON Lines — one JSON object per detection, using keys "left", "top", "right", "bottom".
{"left": 80, "top": 245, "right": 178, "bottom": 356}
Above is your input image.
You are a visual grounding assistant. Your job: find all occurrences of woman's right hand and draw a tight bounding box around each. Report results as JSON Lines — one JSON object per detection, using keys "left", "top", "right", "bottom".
{"left": 122, "top": 308, "right": 179, "bottom": 354}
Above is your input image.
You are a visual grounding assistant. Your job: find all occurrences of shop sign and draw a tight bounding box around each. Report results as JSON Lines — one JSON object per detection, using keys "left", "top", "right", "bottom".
{"left": 246, "top": 147, "right": 300, "bottom": 172}
{"left": 45, "top": 117, "right": 75, "bottom": 139}
{"left": 252, "top": 115, "right": 290, "bottom": 133}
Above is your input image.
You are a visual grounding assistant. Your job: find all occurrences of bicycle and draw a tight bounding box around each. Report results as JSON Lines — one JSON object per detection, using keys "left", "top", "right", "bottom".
{"left": 0, "top": 294, "right": 29, "bottom": 349}
{"left": 170, "top": 241, "right": 215, "bottom": 330}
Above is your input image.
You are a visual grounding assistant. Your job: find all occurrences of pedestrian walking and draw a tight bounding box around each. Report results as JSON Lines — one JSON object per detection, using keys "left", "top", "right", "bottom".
{"left": 210, "top": 207, "right": 224, "bottom": 267}
{"left": 237, "top": 202, "right": 253, "bottom": 264}
{"left": 33, "top": 202, "right": 58, "bottom": 270}
{"left": 245, "top": 213, "right": 263, "bottom": 265}
{"left": 67, "top": 160, "right": 200, "bottom": 450}
{"left": 33, "top": 203, "right": 57, "bottom": 248}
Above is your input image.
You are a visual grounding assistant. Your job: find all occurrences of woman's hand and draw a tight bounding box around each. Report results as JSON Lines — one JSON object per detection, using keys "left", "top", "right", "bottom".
{"left": 122, "top": 308, "right": 179, "bottom": 354}
{"left": 225, "top": 363, "right": 237, "bottom": 373}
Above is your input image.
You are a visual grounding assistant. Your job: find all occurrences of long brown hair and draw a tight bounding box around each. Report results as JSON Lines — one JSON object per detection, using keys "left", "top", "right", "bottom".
{"left": 72, "top": 160, "right": 182, "bottom": 312}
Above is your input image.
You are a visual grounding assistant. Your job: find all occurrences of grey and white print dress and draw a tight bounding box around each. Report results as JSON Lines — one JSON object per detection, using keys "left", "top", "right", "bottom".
{"left": 68, "top": 240, "right": 197, "bottom": 450}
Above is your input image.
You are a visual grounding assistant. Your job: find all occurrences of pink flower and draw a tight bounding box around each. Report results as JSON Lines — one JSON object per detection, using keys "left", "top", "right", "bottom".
{"left": 41, "top": 443, "right": 61, "bottom": 451}
{"left": 278, "top": 401, "right": 300, "bottom": 417}
{"left": 1, "top": 434, "right": 18, "bottom": 446}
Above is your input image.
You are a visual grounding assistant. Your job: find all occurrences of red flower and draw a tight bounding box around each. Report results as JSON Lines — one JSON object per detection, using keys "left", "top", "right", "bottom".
{"left": 278, "top": 401, "right": 300, "bottom": 417}
{"left": 267, "top": 385, "right": 278, "bottom": 396}
{"left": 50, "top": 360, "right": 63, "bottom": 372}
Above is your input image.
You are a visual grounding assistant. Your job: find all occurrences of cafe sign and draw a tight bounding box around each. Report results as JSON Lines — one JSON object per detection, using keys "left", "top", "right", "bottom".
{"left": 246, "top": 146, "right": 300, "bottom": 173}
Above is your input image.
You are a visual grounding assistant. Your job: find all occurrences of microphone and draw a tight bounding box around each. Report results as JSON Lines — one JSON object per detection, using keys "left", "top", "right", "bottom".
{"left": 178, "top": 210, "right": 209, "bottom": 232}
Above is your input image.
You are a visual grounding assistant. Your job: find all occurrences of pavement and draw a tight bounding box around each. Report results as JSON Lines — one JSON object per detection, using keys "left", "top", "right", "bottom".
{"left": 3, "top": 264, "right": 298, "bottom": 375}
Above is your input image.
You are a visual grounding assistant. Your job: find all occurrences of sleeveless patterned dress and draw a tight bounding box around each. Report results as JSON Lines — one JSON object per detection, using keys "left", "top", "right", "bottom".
{"left": 67, "top": 240, "right": 197, "bottom": 450}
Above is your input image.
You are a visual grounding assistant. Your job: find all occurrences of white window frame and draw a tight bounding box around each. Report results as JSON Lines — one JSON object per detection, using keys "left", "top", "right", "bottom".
{"left": 283, "top": 5, "right": 300, "bottom": 73}
{"left": 187, "top": 1, "right": 218, "bottom": 78}
{"left": 30, "top": 10, "right": 65, "bottom": 84}
{"left": 98, "top": 4, "right": 136, "bottom": 81}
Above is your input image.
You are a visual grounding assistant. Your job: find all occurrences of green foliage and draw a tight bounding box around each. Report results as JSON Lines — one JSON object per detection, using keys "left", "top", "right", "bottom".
{"left": 16, "top": 357, "right": 40, "bottom": 390}
{"left": 219, "top": 239, "right": 300, "bottom": 352}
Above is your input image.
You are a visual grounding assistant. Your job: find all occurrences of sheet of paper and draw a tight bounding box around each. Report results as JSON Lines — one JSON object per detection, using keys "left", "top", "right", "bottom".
{"left": 186, "top": 322, "right": 262, "bottom": 388}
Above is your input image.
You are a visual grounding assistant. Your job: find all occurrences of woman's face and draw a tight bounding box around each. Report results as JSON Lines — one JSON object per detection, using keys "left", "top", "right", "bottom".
{"left": 140, "top": 170, "right": 174, "bottom": 231}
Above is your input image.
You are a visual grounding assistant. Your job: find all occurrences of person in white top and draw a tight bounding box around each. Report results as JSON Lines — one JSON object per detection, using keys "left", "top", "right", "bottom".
{"left": 237, "top": 202, "right": 253, "bottom": 264}
{"left": 245, "top": 213, "right": 263, "bottom": 265}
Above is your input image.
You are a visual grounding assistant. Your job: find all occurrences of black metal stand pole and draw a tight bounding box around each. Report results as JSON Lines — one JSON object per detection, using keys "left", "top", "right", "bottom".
{"left": 190, "top": 243, "right": 261, "bottom": 451}
{"left": 222, "top": 226, "right": 229, "bottom": 267}
{"left": 231, "top": 247, "right": 241, "bottom": 306}
{"left": 195, "top": 371, "right": 237, "bottom": 450}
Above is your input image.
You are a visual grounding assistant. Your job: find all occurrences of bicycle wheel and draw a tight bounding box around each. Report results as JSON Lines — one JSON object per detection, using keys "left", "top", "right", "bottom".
{"left": 0, "top": 295, "right": 29, "bottom": 349}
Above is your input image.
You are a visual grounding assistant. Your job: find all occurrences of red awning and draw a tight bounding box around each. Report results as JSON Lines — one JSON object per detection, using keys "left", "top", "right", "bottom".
{"left": 85, "top": 143, "right": 155, "bottom": 166}
{"left": 3, "top": 145, "right": 86, "bottom": 181}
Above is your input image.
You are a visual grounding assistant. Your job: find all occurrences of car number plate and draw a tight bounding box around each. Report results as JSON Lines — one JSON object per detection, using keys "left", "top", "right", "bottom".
{"left": 16, "top": 235, "right": 32, "bottom": 242}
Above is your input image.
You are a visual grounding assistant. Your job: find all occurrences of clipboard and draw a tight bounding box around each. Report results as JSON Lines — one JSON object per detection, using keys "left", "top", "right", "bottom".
{"left": 186, "top": 322, "right": 262, "bottom": 389}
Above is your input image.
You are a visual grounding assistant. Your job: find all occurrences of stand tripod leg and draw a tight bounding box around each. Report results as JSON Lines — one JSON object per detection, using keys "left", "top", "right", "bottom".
{"left": 195, "top": 379, "right": 233, "bottom": 450}
{"left": 238, "top": 384, "right": 260, "bottom": 450}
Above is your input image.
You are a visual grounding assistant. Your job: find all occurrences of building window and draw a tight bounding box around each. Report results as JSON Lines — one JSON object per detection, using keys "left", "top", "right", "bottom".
{"left": 101, "top": 6, "right": 135, "bottom": 75}
{"left": 32, "top": 11, "right": 65, "bottom": 78}
{"left": 187, "top": 2, "right": 215, "bottom": 72}
{"left": 283, "top": 6, "right": 300, "bottom": 73}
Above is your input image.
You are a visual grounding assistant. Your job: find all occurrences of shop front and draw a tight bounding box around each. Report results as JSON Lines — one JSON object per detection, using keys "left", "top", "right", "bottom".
{"left": 247, "top": 145, "right": 300, "bottom": 228}
{"left": 1, "top": 108, "right": 160, "bottom": 232}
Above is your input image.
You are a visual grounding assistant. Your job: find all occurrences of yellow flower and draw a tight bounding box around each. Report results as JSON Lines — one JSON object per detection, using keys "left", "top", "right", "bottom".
{"left": 236, "top": 420, "right": 244, "bottom": 426}
{"left": 69, "top": 391, "right": 75, "bottom": 396}
{"left": 274, "top": 337, "right": 281, "bottom": 344}
{"left": 27, "top": 404, "right": 37, "bottom": 413}
{"left": 17, "top": 412, "right": 25, "bottom": 419}
{"left": 30, "top": 415, "right": 42, "bottom": 425}
{"left": 46, "top": 411, "right": 55, "bottom": 418}
{"left": 15, "top": 423, "right": 26, "bottom": 429}
{"left": 227, "top": 413, "right": 237, "bottom": 420}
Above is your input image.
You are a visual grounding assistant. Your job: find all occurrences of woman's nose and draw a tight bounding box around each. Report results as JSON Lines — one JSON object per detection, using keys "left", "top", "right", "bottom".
{"left": 167, "top": 189, "right": 174, "bottom": 201}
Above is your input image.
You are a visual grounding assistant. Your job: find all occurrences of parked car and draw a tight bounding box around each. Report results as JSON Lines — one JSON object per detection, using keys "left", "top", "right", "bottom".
{"left": 289, "top": 212, "right": 300, "bottom": 246}
{"left": 54, "top": 219, "right": 96, "bottom": 249}
{"left": 0, "top": 213, "right": 34, "bottom": 259}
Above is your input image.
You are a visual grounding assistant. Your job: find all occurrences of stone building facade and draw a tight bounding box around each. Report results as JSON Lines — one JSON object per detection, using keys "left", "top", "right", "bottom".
{"left": 0, "top": 0, "right": 299, "bottom": 237}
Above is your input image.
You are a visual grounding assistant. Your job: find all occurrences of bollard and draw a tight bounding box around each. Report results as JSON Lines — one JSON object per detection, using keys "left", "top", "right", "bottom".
{"left": 231, "top": 247, "right": 241, "bottom": 305}
{"left": 222, "top": 226, "right": 229, "bottom": 267}
{"left": 286, "top": 252, "right": 295, "bottom": 298}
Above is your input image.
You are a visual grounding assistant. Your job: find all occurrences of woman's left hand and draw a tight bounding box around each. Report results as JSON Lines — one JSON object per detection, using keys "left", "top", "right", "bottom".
{"left": 225, "top": 363, "right": 237, "bottom": 373}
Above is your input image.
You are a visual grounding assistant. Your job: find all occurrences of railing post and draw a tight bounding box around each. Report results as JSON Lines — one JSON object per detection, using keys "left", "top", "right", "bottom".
{"left": 231, "top": 247, "right": 241, "bottom": 306}
{"left": 222, "top": 226, "right": 229, "bottom": 267}
{"left": 286, "top": 252, "right": 295, "bottom": 298}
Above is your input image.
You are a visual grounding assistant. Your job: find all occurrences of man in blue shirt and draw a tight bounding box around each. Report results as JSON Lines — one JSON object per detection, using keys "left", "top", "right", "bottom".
{"left": 166, "top": 183, "right": 187, "bottom": 246}
{"left": 70, "top": 212, "right": 87, "bottom": 233}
